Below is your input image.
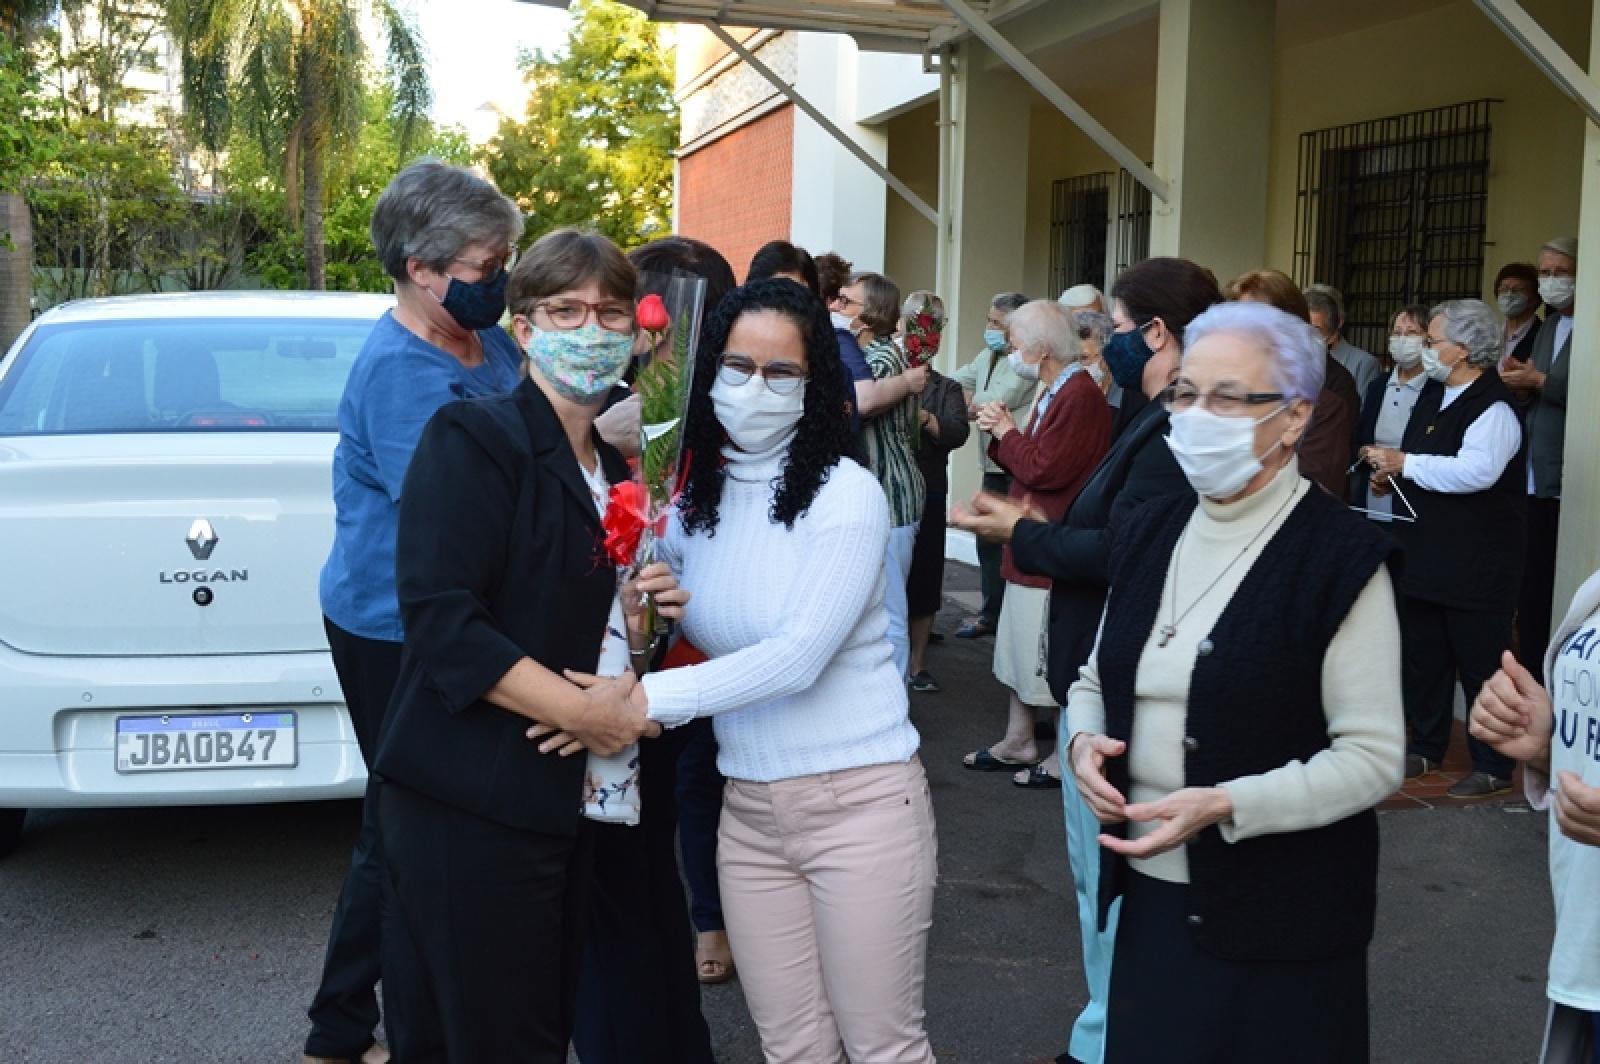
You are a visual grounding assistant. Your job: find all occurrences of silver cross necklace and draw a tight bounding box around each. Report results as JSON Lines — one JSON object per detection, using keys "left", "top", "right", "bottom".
{"left": 1157, "top": 484, "right": 1302, "bottom": 648}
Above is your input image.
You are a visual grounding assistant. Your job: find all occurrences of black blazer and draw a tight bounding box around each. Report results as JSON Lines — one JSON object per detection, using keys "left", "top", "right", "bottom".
{"left": 375, "top": 379, "right": 629, "bottom": 834}
{"left": 1009, "top": 397, "right": 1189, "bottom": 703}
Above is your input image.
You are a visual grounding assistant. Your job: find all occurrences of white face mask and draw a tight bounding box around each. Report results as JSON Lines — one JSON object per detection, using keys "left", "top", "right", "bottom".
{"left": 1420, "top": 344, "right": 1456, "bottom": 383}
{"left": 1539, "top": 275, "right": 1576, "bottom": 310}
{"left": 1388, "top": 335, "right": 1424, "bottom": 369}
{"left": 1087, "top": 361, "right": 1106, "bottom": 386}
{"left": 711, "top": 374, "right": 807, "bottom": 454}
{"left": 829, "top": 311, "right": 853, "bottom": 332}
{"left": 1007, "top": 348, "right": 1041, "bottom": 382}
{"left": 1497, "top": 291, "right": 1530, "bottom": 318}
{"left": 1165, "top": 405, "right": 1286, "bottom": 500}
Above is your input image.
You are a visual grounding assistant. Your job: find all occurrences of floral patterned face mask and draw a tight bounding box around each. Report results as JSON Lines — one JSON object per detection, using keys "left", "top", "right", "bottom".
{"left": 526, "top": 323, "right": 635, "bottom": 405}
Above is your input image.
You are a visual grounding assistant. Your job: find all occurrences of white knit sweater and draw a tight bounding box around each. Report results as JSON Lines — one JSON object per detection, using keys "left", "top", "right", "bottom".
{"left": 640, "top": 436, "right": 922, "bottom": 782}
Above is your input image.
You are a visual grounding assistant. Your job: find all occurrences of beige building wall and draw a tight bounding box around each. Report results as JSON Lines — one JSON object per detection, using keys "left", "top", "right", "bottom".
{"left": 884, "top": 102, "right": 941, "bottom": 300}
{"left": 1263, "top": 0, "right": 1591, "bottom": 290}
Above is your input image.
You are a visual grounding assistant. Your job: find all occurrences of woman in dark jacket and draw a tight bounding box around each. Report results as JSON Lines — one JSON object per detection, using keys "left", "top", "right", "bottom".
{"left": 903, "top": 291, "right": 970, "bottom": 693}
{"left": 373, "top": 229, "right": 682, "bottom": 1062}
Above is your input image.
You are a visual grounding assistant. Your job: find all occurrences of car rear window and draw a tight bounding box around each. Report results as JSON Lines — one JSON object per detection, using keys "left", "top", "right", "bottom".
{"left": 0, "top": 316, "right": 379, "bottom": 435}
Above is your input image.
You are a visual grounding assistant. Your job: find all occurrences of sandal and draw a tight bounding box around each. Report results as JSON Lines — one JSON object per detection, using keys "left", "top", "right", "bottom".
{"left": 696, "top": 930, "right": 736, "bottom": 985}
{"left": 1013, "top": 763, "right": 1063, "bottom": 790}
{"left": 963, "top": 748, "right": 1031, "bottom": 771}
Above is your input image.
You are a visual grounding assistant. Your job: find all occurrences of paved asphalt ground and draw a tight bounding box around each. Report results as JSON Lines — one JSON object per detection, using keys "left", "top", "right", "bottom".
{"left": 0, "top": 564, "right": 1557, "bottom": 1063}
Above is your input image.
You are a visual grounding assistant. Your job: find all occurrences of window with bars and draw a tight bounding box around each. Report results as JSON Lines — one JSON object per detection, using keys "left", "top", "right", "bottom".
{"left": 1049, "top": 169, "right": 1151, "bottom": 296}
{"left": 1049, "top": 172, "right": 1110, "bottom": 298}
{"left": 1293, "top": 99, "right": 1496, "bottom": 356}
{"left": 1114, "top": 169, "right": 1153, "bottom": 279}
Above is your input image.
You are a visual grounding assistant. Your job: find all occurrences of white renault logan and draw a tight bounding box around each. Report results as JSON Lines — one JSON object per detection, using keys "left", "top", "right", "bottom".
{"left": 0, "top": 291, "right": 394, "bottom": 856}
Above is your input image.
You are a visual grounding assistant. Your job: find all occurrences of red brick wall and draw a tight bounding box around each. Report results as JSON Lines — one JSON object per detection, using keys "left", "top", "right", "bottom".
{"left": 679, "top": 105, "right": 794, "bottom": 282}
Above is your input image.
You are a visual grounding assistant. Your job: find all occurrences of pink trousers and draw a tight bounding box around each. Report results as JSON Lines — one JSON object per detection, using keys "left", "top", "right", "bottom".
{"left": 718, "top": 756, "right": 938, "bottom": 1064}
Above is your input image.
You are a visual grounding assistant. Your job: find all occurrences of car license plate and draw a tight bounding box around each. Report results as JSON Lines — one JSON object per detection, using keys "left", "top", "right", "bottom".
{"left": 115, "top": 712, "right": 297, "bottom": 773}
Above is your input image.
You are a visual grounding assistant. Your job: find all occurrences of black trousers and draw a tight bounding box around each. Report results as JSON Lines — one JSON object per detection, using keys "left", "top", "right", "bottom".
{"left": 380, "top": 781, "right": 595, "bottom": 1063}
{"left": 675, "top": 718, "right": 725, "bottom": 934}
{"left": 1401, "top": 597, "right": 1516, "bottom": 777}
{"left": 977, "top": 472, "right": 1011, "bottom": 627}
{"left": 1105, "top": 872, "right": 1369, "bottom": 1064}
{"left": 304, "top": 619, "right": 403, "bottom": 1058}
{"left": 574, "top": 724, "right": 715, "bottom": 1063}
{"left": 1518, "top": 497, "right": 1562, "bottom": 677}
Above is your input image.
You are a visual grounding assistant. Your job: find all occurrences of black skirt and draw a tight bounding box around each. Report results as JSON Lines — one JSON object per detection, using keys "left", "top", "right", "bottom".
{"left": 1105, "top": 871, "right": 1370, "bottom": 1064}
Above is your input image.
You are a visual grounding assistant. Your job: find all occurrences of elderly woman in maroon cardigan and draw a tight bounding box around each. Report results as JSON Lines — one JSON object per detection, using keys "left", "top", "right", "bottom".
{"left": 961, "top": 300, "right": 1111, "bottom": 786}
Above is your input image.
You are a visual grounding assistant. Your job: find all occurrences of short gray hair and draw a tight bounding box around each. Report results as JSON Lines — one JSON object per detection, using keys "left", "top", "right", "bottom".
{"left": 1073, "top": 309, "right": 1115, "bottom": 348}
{"left": 1009, "top": 300, "right": 1083, "bottom": 365}
{"left": 371, "top": 159, "right": 525, "bottom": 282}
{"left": 1431, "top": 299, "right": 1502, "bottom": 369}
{"left": 991, "top": 291, "right": 1029, "bottom": 315}
{"left": 1183, "top": 300, "right": 1326, "bottom": 401}
{"left": 1303, "top": 283, "right": 1345, "bottom": 331}
{"left": 1542, "top": 235, "right": 1579, "bottom": 261}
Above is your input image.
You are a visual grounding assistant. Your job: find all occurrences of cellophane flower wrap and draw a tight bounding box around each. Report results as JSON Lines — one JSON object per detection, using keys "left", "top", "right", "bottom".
{"left": 901, "top": 294, "right": 942, "bottom": 448}
{"left": 584, "top": 271, "right": 705, "bottom": 827}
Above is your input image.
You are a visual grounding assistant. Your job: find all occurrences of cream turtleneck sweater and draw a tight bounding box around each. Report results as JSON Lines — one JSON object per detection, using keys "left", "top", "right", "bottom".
{"left": 640, "top": 436, "right": 921, "bottom": 782}
{"left": 1067, "top": 457, "right": 1405, "bottom": 883}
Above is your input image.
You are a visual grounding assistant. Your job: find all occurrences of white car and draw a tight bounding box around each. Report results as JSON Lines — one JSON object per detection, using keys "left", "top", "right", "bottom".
{"left": 0, "top": 291, "right": 395, "bottom": 857}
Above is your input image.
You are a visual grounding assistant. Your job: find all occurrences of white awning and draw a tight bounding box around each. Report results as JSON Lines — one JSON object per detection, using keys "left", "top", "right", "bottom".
{"left": 517, "top": 0, "right": 1041, "bottom": 54}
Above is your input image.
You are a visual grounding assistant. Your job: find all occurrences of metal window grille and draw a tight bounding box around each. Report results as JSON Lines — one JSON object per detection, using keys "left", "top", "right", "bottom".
{"left": 1293, "top": 100, "right": 1496, "bottom": 355}
{"left": 1113, "top": 168, "right": 1153, "bottom": 280}
{"left": 1049, "top": 172, "right": 1111, "bottom": 298}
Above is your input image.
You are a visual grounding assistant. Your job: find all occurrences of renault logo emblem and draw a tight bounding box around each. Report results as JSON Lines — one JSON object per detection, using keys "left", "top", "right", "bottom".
{"left": 186, "top": 519, "right": 219, "bottom": 561}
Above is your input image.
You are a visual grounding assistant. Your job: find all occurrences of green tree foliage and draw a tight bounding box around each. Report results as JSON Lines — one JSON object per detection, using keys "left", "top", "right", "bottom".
{"left": 225, "top": 86, "right": 473, "bottom": 292}
{"left": 168, "top": 0, "right": 431, "bottom": 289}
{"left": 483, "top": 0, "right": 677, "bottom": 249}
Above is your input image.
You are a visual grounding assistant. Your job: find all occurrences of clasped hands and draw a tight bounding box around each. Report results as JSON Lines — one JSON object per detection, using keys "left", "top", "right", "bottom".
{"left": 1070, "top": 733, "right": 1233, "bottom": 859}
{"left": 1469, "top": 650, "right": 1600, "bottom": 848}
{"left": 526, "top": 561, "right": 688, "bottom": 759}
{"left": 974, "top": 401, "right": 1016, "bottom": 440}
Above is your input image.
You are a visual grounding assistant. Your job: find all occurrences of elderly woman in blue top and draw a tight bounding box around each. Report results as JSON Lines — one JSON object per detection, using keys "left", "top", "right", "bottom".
{"left": 305, "top": 158, "right": 525, "bottom": 1064}
{"left": 1069, "top": 301, "right": 1404, "bottom": 1063}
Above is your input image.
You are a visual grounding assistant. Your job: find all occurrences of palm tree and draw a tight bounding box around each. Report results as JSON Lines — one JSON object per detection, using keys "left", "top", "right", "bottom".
{"left": 168, "top": 0, "right": 429, "bottom": 289}
{"left": 0, "top": 0, "right": 54, "bottom": 351}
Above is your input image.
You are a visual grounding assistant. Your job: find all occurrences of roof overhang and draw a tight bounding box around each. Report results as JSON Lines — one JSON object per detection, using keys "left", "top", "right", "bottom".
{"left": 516, "top": 0, "right": 1048, "bottom": 55}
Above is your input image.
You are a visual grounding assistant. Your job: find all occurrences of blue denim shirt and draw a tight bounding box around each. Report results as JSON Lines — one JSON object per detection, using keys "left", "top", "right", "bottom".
{"left": 320, "top": 311, "right": 523, "bottom": 642}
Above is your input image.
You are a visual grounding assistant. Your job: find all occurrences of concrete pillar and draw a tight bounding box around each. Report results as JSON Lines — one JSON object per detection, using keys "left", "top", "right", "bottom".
{"left": 940, "top": 40, "right": 1033, "bottom": 517}
{"left": 1554, "top": 0, "right": 1600, "bottom": 613}
{"left": 1149, "top": 0, "right": 1274, "bottom": 282}
{"left": 789, "top": 33, "right": 890, "bottom": 272}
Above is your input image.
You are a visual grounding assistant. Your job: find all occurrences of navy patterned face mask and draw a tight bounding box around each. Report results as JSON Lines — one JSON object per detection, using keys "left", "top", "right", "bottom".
{"left": 437, "top": 269, "right": 509, "bottom": 331}
{"left": 1103, "top": 321, "right": 1155, "bottom": 390}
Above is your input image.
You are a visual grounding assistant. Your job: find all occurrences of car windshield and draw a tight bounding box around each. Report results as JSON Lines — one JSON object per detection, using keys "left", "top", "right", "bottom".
{"left": 0, "top": 316, "right": 378, "bottom": 435}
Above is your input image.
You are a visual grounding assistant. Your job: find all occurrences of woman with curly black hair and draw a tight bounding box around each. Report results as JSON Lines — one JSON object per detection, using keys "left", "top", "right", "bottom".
{"left": 629, "top": 278, "right": 937, "bottom": 1062}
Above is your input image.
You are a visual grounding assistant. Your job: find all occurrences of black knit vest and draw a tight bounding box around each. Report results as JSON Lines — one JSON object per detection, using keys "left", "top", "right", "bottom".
{"left": 1097, "top": 482, "right": 1397, "bottom": 961}
{"left": 1396, "top": 370, "right": 1526, "bottom": 611}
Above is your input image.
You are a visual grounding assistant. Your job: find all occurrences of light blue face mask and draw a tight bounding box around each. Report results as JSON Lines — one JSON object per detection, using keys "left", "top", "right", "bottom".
{"left": 983, "top": 328, "right": 1008, "bottom": 355}
{"left": 526, "top": 324, "right": 634, "bottom": 404}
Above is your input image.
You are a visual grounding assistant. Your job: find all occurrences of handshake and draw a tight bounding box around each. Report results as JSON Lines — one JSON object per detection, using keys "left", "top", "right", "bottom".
{"left": 526, "top": 669, "right": 660, "bottom": 759}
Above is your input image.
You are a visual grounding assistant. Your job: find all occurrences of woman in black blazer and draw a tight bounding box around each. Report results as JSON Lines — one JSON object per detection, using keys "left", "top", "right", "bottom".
{"left": 373, "top": 229, "right": 682, "bottom": 1062}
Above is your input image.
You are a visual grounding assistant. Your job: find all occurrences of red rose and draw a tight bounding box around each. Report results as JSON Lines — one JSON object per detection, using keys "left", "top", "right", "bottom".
{"left": 637, "top": 293, "right": 670, "bottom": 333}
{"left": 601, "top": 480, "right": 650, "bottom": 567}
{"left": 906, "top": 335, "right": 923, "bottom": 358}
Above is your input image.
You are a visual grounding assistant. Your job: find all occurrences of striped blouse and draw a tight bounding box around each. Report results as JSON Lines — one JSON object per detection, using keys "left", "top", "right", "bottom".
{"left": 859, "top": 337, "right": 926, "bottom": 528}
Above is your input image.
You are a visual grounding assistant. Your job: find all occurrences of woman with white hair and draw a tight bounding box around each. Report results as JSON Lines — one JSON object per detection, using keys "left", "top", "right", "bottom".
{"left": 962, "top": 300, "right": 1110, "bottom": 782}
{"left": 1069, "top": 300, "right": 1404, "bottom": 1061}
{"left": 1362, "top": 299, "right": 1526, "bottom": 798}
